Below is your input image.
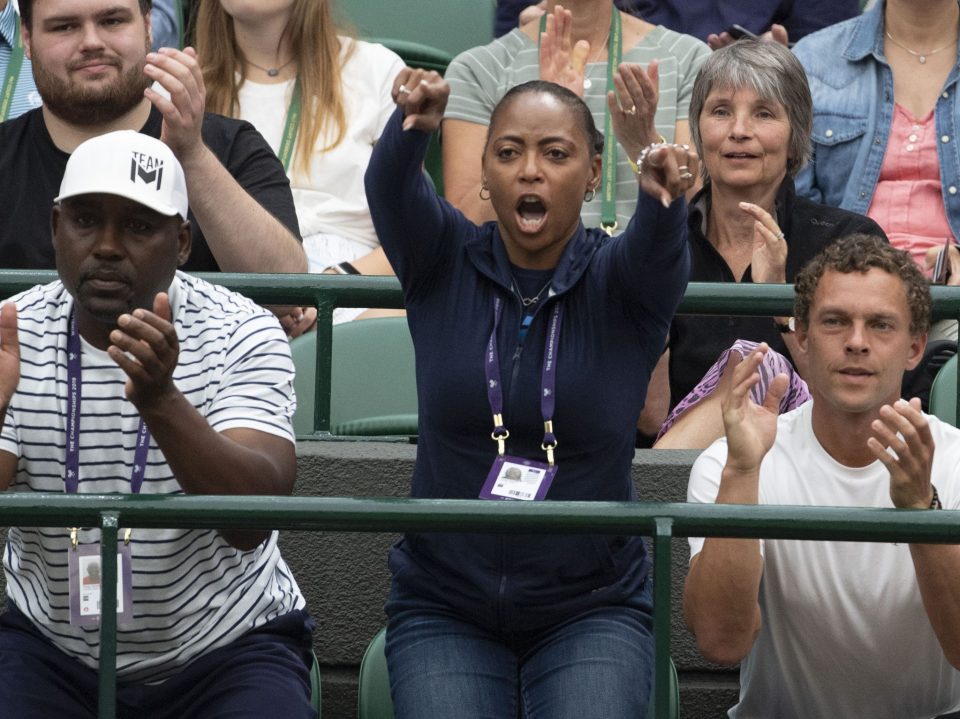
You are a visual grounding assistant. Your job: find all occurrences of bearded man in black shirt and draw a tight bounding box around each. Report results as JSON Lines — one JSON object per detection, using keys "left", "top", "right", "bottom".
{"left": 1, "top": 0, "right": 307, "bottom": 280}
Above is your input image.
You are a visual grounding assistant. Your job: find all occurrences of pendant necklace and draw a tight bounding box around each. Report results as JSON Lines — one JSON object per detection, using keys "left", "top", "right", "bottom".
{"left": 246, "top": 57, "right": 296, "bottom": 77}
{"left": 582, "top": 32, "right": 610, "bottom": 90}
{"left": 885, "top": 29, "right": 956, "bottom": 64}
{"left": 512, "top": 277, "right": 552, "bottom": 307}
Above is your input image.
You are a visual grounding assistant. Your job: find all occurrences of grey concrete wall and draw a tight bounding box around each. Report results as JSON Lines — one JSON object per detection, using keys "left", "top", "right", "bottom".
{"left": 290, "top": 443, "right": 738, "bottom": 718}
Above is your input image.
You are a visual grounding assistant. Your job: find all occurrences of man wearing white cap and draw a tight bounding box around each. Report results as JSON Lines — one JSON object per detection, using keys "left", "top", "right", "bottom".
{"left": 0, "top": 0, "right": 306, "bottom": 279}
{"left": 0, "top": 130, "right": 314, "bottom": 717}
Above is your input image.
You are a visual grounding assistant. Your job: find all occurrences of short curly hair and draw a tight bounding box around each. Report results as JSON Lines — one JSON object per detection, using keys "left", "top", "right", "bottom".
{"left": 794, "top": 234, "right": 931, "bottom": 335}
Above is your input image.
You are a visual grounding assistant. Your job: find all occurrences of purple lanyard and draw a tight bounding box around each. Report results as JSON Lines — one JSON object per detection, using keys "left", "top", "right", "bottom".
{"left": 485, "top": 296, "right": 563, "bottom": 464}
{"left": 65, "top": 312, "right": 151, "bottom": 494}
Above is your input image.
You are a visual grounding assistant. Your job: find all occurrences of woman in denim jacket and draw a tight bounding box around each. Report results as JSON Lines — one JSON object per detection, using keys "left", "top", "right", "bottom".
{"left": 793, "top": 0, "right": 960, "bottom": 302}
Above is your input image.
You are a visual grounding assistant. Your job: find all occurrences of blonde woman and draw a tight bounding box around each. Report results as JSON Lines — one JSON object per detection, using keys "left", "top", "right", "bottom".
{"left": 196, "top": 0, "right": 403, "bottom": 321}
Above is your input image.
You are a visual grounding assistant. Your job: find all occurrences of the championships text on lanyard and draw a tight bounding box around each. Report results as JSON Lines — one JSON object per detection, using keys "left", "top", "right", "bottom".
{"left": 277, "top": 79, "right": 303, "bottom": 172}
{"left": 65, "top": 312, "right": 151, "bottom": 497}
{"left": 66, "top": 312, "right": 143, "bottom": 626}
{"left": 538, "top": 10, "right": 623, "bottom": 235}
{"left": 479, "top": 296, "right": 563, "bottom": 502}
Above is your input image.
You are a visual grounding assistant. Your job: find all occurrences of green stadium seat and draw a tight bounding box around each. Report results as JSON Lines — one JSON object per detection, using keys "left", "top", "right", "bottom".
{"left": 291, "top": 318, "right": 418, "bottom": 437}
{"left": 357, "top": 628, "right": 393, "bottom": 719}
{"left": 930, "top": 353, "right": 959, "bottom": 426}
{"left": 372, "top": 38, "right": 453, "bottom": 74}
{"left": 338, "top": 0, "right": 495, "bottom": 58}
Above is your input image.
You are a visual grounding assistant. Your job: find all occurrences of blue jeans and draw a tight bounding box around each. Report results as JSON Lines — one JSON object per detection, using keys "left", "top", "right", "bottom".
{"left": 385, "top": 581, "right": 654, "bottom": 719}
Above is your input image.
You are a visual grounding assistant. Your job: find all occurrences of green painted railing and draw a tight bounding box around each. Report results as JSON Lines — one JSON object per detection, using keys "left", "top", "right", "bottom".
{"left": 2, "top": 494, "right": 956, "bottom": 719}
{"left": 1, "top": 273, "right": 960, "bottom": 717}
{"left": 4, "top": 273, "right": 959, "bottom": 436}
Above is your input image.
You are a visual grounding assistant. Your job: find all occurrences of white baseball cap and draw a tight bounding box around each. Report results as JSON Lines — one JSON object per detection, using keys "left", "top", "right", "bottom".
{"left": 55, "top": 130, "right": 189, "bottom": 219}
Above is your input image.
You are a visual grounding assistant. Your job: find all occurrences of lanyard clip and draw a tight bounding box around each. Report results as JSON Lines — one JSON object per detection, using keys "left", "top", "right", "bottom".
{"left": 541, "top": 420, "right": 558, "bottom": 466}
{"left": 69, "top": 527, "right": 78, "bottom": 551}
{"left": 600, "top": 221, "right": 618, "bottom": 237}
{"left": 491, "top": 414, "right": 509, "bottom": 456}
{"left": 123, "top": 528, "right": 132, "bottom": 545}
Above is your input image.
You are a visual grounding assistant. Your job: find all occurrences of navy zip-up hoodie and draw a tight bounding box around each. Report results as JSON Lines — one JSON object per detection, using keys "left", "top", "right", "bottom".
{"left": 366, "top": 109, "right": 690, "bottom": 632}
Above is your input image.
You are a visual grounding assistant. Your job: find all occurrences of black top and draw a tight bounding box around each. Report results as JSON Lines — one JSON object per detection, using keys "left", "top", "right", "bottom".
{"left": 667, "top": 178, "right": 886, "bottom": 408}
{"left": 0, "top": 107, "right": 301, "bottom": 272}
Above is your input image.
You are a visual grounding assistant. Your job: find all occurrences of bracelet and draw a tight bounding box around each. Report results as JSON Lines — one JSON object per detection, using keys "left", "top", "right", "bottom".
{"left": 628, "top": 135, "right": 667, "bottom": 175}
{"left": 930, "top": 484, "right": 943, "bottom": 510}
{"left": 633, "top": 138, "right": 686, "bottom": 177}
{"left": 330, "top": 261, "right": 360, "bottom": 275}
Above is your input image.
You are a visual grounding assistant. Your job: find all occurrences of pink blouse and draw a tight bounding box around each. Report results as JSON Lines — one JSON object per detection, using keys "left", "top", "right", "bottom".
{"left": 867, "top": 103, "right": 955, "bottom": 272}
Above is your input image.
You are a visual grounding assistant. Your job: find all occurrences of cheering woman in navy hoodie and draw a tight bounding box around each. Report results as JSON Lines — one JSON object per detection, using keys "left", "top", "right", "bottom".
{"left": 365, "top": 65, "right": 696, "bottom": 718}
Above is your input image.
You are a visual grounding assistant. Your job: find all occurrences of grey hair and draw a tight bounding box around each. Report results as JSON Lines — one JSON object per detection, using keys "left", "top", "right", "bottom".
{"left": 689, "top": 39, "right": 813, "bottom": 179}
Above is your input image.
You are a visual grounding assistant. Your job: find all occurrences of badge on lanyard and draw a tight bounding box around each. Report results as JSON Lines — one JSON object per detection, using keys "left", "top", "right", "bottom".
{"left": 481, "top": 456, "right": 555, "bottom": 501}
{"left": 478, "top": 297, "right": 563, "bottom": 501}
{"left": 64, "top": 311, "right": 149, "bottom": 624}
{"left": 68, "top": 542, "right": 134, "bottom": 626}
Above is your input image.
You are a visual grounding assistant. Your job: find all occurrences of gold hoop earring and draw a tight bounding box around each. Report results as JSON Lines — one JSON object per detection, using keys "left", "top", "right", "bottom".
{"left": 584, "top": 188, "right": 596, "bottom": 202}
{"left": 479, "top": 186, "right": 491, "bottom": 201}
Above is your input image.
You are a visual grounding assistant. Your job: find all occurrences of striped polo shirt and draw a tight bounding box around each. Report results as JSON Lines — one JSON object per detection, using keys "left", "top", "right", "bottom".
{"left": 0, "top": 273, "right": 304, "bottom": 682}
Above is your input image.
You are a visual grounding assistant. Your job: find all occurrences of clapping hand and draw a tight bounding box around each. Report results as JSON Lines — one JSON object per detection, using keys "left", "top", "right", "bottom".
{"left": 144, "top": 47, "right": 205, "bottom": 163}
{"left": 0, "top": 304, "right": 19, "bottom": 412}
{"left": 608, "top": 61, "right": 661, "bottom": 161}
{"left": 740, "top": 202, "right": 787, "bottom": 284}
{"left": 868, "top": 398, "right": 937, "bottom": 510}
{"left": 707, "top": 24, "right": 789, "bottom": 51}
{"left": 720, "top": 344, "right": 788, "bottom": 473}
{"left": 107, "top": 293, "right": 180, "bottom": 411}
{"left": 539, "top": 4, "right": 590, "bottom": 98}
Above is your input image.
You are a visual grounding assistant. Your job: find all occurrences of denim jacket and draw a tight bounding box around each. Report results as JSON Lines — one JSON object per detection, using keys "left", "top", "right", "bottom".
{"left": 793, "top": 0, "right": 960, "bottom": 241}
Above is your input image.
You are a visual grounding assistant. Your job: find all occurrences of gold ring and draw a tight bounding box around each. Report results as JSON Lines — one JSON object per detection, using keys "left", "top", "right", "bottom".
{"left": 625, "top": 106, "right": 637, "bottom": 116}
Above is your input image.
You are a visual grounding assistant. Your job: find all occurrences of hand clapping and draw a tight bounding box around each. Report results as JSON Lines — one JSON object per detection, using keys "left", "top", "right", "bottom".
{"left": 107, "top": 293, "right": 180, "bottom": 411}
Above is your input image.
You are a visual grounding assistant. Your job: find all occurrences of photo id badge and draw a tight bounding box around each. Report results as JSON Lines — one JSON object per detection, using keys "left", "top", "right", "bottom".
{"left": 68, "top": 543, "right": 133, "bottom": 627}
{"left": 480, "top": 455, "right": 557, "bottom": 501}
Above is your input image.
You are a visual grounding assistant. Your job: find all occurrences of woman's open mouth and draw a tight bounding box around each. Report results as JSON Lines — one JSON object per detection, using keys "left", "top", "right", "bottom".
{"left": 516, "top": 196, "right": 547, "bottom": 233}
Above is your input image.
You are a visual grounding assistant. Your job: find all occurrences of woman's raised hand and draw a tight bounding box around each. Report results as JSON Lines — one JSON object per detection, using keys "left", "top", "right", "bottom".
{"left": 392, "top": 68, "right": 449, "bottom": 133}
{"left": 608, "top": 61, "right": 660, "bottom": 161}
{"left": 636, "top": 142, "right": 699, "bottom": 208}
{"left": 740, "top": 202, "right": 787, "bottom": 284}
{"left": 538, "top": 4, "right": 590, "bottom": 97}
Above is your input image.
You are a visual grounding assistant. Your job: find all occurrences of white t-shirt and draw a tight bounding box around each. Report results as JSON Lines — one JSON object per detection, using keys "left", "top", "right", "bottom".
{"left": 689, "top": 401, "right": 960, "bottom": 719}
{"left": 237, "top": 39, "right": 404, "bottom": 272}
{"left": 0, "top": 273, "right": 304, "bottom": 682}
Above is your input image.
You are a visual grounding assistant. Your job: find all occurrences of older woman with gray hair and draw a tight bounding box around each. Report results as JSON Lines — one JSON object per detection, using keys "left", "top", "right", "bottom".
{"left": 647, "top": 39, "right": 885, "bottom": 449}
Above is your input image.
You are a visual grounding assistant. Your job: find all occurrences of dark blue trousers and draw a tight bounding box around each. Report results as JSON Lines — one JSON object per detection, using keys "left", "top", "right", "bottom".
{"left": 0, "top": 602, "right": 316, "bottom": 718}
